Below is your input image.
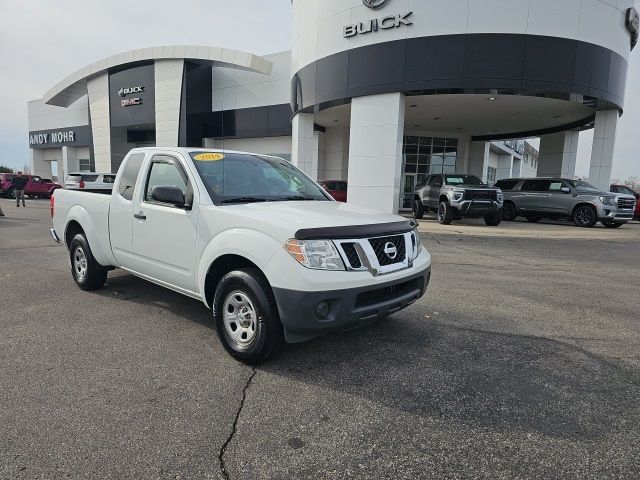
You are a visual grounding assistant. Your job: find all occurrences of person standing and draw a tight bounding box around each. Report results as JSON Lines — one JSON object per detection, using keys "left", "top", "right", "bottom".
{"left": 11, "top": 172, "right": 28, "bottom": 207}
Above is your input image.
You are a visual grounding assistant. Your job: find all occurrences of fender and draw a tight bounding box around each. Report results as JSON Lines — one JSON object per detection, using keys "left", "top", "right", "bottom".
{"left": 196, "top": 228, "right": 283, "bottom": 303}
{"left": 65, "top": 204, "right": 118, "bottom": 267}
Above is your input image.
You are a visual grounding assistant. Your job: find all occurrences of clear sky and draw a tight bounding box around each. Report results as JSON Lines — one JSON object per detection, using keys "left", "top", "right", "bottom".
{"left": 0, "top": 0, "right": 638, "bottom": 180}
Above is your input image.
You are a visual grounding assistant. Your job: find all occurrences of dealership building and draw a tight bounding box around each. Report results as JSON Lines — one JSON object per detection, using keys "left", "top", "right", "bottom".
{"left": 28, "top": 0, "right": 638, "bottom": 213}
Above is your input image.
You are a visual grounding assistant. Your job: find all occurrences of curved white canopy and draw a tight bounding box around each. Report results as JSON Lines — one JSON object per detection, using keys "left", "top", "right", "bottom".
{"left": 44, "top": 45, "right": 273, "bottom": 107}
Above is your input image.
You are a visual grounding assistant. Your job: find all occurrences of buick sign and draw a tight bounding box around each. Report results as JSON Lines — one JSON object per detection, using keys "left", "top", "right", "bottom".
{"left": 118, "top": 86, "right": 145, "bottom": 97}
{"left": 344, "top": 11, "right": 413, "bottom": 38}
{"left": 363, "top": 0, "right": 391, "bottom": 9}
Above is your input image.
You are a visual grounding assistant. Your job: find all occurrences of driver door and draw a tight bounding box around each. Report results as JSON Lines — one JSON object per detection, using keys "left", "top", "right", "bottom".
{"left": 427, "top": 175, "right": 443, "bottom": 209}
{"left": 132, "top": 154, "right": 199, "bottom": 294}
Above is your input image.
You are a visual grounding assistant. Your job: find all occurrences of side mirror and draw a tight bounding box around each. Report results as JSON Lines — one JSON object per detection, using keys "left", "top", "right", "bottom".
{"left": 560, "top": 186, "right": 571, "bottom": 194}
{"left": 150, "top": 185, "right": 187, "bottom": 208}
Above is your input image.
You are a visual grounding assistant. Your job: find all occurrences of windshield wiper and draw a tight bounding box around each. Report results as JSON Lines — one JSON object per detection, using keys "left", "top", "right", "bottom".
{"left": 220, "top": 196, "right": 270, "bottom": 204}
{"left": 279, "top": 194, "right": 316, "bottom": 201}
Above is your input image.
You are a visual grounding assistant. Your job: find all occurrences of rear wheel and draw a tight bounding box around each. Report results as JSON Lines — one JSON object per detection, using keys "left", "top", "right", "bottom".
{"left": 437, "top": 201, "right": 454, "bottom": 225}
{"left": 572, "top": 205, "right": 598, "bottom": 228}
{"left": 501, "top": 202, "right": 517, "bottom": 221}
{"left": 213, "top": 268, "right": 284, "bottom": 364}
{"left": 602, "top": 220, "right": 624, "bottom": 228}
{"left": 484, "top": 210, "right": 502, "bottom": 226}
{"left": 69, "top": 234, "right": 108, "bottom": 290}
{"left": 412, "top": 198, "right": 425, "bottom": 219}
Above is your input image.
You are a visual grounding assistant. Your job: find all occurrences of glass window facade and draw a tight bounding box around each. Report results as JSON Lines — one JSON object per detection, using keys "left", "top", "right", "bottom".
{"left": 401, "top": 136, "right": 458, "bottom": 210}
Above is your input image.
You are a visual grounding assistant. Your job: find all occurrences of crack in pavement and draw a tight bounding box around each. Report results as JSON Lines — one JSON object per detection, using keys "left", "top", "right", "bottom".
{"left": 218, "top": 367, "right": 257, "bottom": 480}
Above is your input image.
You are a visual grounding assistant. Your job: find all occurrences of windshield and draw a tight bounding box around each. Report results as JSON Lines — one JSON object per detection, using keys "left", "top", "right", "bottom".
{"left": 190, "top": 152, "right": 330, "bottom": 203}
{"left": 444, "top": 175, "right": 483, "bottom": 186}
{"left": 566, "top": 180, "right": 600, "bottom": 192}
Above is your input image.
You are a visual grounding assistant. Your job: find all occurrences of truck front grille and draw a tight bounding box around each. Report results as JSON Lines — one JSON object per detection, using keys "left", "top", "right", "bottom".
{"left": 341, "top": 242, "right": 362, "bottom": 269}
{"left": 355, "top": 277, "right": 421, "bottom": 308}
{"left": 464, "top": 190, "right": 497, "bottom": 201}
{"left": 368, "top": 235, "right": 406, "bottom": 266}
{"left": 617, "top": 197, "right": 635, "bottom": 209}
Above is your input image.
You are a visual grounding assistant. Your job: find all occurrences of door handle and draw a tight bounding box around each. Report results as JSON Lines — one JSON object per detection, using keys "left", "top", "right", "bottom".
{"left": 134, "top": 211, "right": 146, "bottom": 220}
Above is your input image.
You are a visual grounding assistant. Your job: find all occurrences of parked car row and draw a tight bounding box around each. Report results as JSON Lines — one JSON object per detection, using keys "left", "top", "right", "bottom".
{"left": 0, "top": 173, "right": 61, "bottom": 198}
{"left": 496, "top": 178, "right": 636, "bottom": 228}
{"left": 0, "top": 172, "right": 118, "bottom": 199}
{"left": 407, "top": 173, "right": 636, "bottom": 229}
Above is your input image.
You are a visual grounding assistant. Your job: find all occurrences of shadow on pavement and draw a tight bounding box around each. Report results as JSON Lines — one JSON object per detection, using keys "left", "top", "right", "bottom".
{"left": 91, "top": 271, "right": 639, "bottom": 443}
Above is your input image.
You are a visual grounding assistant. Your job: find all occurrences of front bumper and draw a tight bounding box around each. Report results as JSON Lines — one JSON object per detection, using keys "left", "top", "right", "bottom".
{"left": 273, "top": 266, "right": 431, "bottom": 343}
{"left": 598, "top": 206, "right": 634, "bottom": 222}
{"left": 49, "top": 228, "right": 61, "bottom": 243}
{"left": 452, "top": 199, "right": 502, "bottom": 217}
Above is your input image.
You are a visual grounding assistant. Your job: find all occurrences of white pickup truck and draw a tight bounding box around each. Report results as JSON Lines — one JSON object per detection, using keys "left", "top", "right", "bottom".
{"left": 50, "top": 148, "right": 431, "bottom": 363}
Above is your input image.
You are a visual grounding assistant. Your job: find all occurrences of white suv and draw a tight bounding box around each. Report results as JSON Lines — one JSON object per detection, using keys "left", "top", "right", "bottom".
{"left": 64, "top": 173, "right": 117, "bottom": 191}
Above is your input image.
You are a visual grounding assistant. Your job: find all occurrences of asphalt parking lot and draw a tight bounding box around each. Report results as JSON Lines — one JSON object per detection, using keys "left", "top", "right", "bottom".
{"left": 1, "top": 198, "right": 639, "bottom": 480}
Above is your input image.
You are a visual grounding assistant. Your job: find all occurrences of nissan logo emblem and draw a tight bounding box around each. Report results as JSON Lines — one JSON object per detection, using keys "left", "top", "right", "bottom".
{"left": 384, "top": 242, "right": 398, "bottom": 260}
{"left": 363, "top": 0, "right": 391, "bottom": 9}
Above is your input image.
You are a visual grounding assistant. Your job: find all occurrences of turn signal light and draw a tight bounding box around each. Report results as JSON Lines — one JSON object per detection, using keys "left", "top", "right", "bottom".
{"left": 284, "top": 239, "right": 306, "bottom": 263}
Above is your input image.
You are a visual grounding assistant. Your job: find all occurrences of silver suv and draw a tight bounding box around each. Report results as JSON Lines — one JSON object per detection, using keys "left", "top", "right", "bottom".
{"left": 413, "top": 174, "right": 503, "bottom": 226}
{"left": 495, "top": 177, "right": 636, "bottom": 228}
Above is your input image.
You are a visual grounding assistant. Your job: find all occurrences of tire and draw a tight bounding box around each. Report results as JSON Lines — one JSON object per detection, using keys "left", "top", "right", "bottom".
{"left": 437, "top": 201, "right": 454, "bottom": 225}
{"left": 602, "top": 220, "right": 624, "bottom": 229}
{"left": 213, "top": 268, "right": 284, "bottom": 364}
{"left": 502, "top": 202, "right": 517, "bottom": 221}
{"left": 572, "top": 205, "right": 598, "bottom": 228}
{"left": 69, "top": 234, "right": 108, "bottom": 291}
{"left": 526, "top": 216, "right": 541, "bottom": 223}
{"left": 484, "top": 210, "right": 502, "bottom": 226}
{"left": 412, "top": 198, "right": 425, "bottom": 219}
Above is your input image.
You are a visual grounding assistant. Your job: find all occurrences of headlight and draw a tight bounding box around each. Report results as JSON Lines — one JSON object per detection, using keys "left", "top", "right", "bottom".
{"left": 496, "top": 189, "right": 504, "bottom": 202}
{"left": 599, "top": 196, "right": 615, "bottom": 206}
{"left": 451, "top": 188, "right": 464, "bottom": 201}
{"left": 412, "top": 228, "right": 423, "bottom": 259}
{"left": 284, "top": 239, "right": 346, "bottom": 271}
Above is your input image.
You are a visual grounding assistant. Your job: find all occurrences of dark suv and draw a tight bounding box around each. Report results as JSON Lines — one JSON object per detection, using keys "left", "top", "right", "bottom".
{"left": 496, "top": 178, "right": 636, "bottom": 228}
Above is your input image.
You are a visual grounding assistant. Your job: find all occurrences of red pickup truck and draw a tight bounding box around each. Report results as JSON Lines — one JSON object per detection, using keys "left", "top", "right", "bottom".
{"left": 610, "top": 184, "right": 640, "bottom": 220}
{"left": 0, "top": 173, "right": 62, "bottom": 199}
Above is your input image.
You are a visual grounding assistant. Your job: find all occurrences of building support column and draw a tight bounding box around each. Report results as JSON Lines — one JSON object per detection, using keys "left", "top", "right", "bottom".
{"left": 61, "top": 146, "right": 79, "bottom": 182}
{"left": 87, "top": 72, "right": 111, "bottom": 173}
{"left": 312, "top": 130, "right": 325, "bottom": 182}
{"left": 292, "top": 112, "right": 316, "bottom": 178}
{"left": 589, "top": 109, "right": 619, "bottom": 190}
{"left": 496, "top": 153, "right": 513, "bottom": 180}
{"left": 347, "top": 93, "right": 405, "bottom": 213}
{"left": 320, "top": 127, "right": 349, "bottom": 181}
{"left": 468, "top": 141, "right": 489, "bottom": 182}
{"left": 537, "top": 131, "right": 579, "bottom": 178}
{"left": 30, "top": 149, "right": 47, "bottom": 178}
{"left": 155, "top": 59, "right": 185, "bottom": 147}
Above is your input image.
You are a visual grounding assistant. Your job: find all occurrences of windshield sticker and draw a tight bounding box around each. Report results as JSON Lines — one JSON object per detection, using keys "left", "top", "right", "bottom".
{"left": 193, "top": 152, "right": 225, "bottom": 162}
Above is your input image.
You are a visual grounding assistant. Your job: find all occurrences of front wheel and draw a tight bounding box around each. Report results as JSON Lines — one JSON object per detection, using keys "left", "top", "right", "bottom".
{"left": 602, "top": 220, "right": 624, "bottom": 229}
{"left": 69, "top": 234, "right": 108, "bottom": 290}
{"left": 213, "top": 268, "right": 284, "bottom": 364}
{"left": 412, "top": 199, "right": 425, "bottom": 219}
{"left": 572, "top": 205, "right": 598, "bottom": 228}
{"left": 484, "top": 210, "right": 502, "bottom": 226}
{"left": 502, "top": 202, "right": 517, "bottom": 221}
{"left": 437, "top": 201, "right": 454, "bottom": 225}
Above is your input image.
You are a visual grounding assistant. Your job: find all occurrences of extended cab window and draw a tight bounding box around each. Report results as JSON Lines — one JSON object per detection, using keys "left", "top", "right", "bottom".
{"left": 118, "top": 153, "right": 145, "bottom": 201}
{"left": 145, "top": 157, "right": 189, "bottom": 203}
{"left": 428, "top": 176, "right": 442, "bottom": 187}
